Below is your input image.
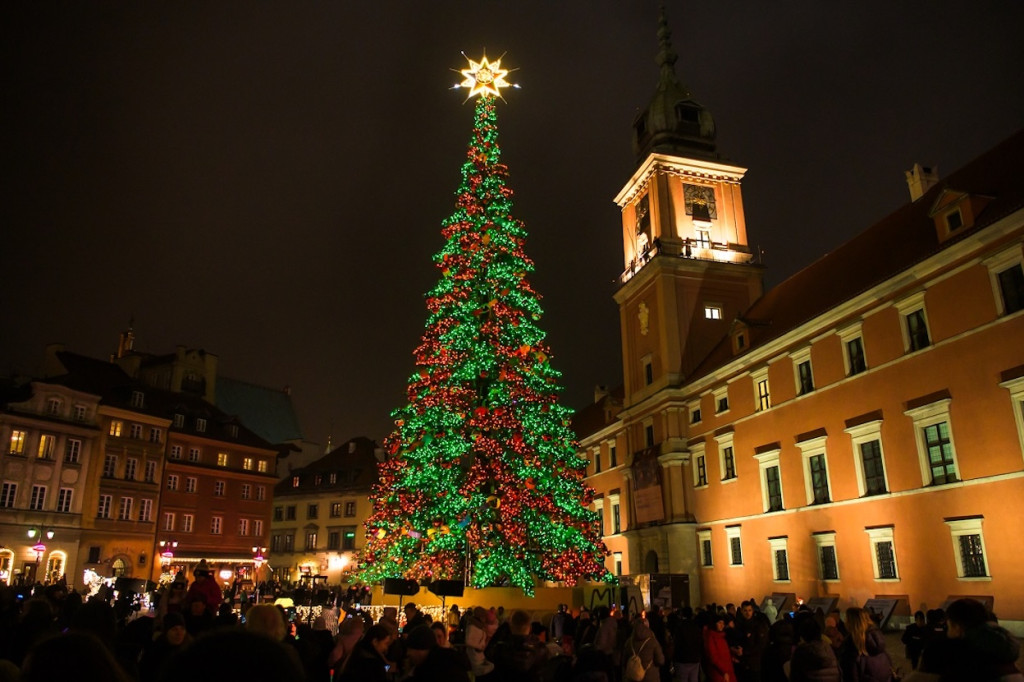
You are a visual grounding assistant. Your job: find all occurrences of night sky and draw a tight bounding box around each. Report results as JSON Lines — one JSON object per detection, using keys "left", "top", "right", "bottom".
{"left": 4, "top": 2, "right": 1023, "bottom": 448}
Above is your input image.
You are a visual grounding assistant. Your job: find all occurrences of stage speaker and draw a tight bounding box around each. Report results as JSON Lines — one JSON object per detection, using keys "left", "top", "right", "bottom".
{"left": 428, "top": 580, "right": 465, "bottom": 597}
{"left": 383, "top": 578, "right": 420, "bottom": 596}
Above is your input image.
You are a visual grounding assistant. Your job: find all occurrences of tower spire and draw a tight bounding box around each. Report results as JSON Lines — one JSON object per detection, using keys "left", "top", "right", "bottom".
{"left": 656, "top": 4, "right": 685, "bottom": 94}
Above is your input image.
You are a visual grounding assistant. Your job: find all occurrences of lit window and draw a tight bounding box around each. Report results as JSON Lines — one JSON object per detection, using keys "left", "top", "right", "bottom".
{"left": 704, "top": 305, "right": 722, "bottom": 320}
{"left": 905, "top": 395, "right": 960, "bottom": 486}
{"left": 37, "top": 435, "right": 56, "bottom": 460}
{"left": 813, "top": 532, "right": 840, "bottom": 581}
{"left": 292, "top": 476, "right": 300, "bottom": 488}
{"left": 9, "top": 430, "right": 26, "bottom": 455}
{"left": 753, "top": 369, "right": 771, "bottom": 411}
{"left": 258, "top": 460, "right": 268, "bottom": 473}
{"left": 769, "top": 536, "right": 790, "bottom": 582}
{"left": 217, "top": 452, "right": 228, "bottom": 467}
{"left": 109, "top": 420, "right": 123, "bottom": 437}
{"left": 726, "top": 526, "right": 742, "bottom": 566}
{"left": 866, "top": 526, "right": 899, "bottom": 580}
{"left": 305, "top": 531, "right": 318, "bottom": 551}
{"left": 243, "top": 457, "right": 254, "bottom": 471}
{"left": 330, "top": 503, "right": 341, "bottom": 518}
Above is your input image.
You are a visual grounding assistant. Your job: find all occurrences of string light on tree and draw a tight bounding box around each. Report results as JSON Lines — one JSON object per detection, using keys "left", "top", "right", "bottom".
{"left": 359, "top": 53, "right": 611, "bottom": 595}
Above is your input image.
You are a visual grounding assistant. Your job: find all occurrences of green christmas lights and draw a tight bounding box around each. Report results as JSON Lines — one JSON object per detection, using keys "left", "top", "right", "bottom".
{"left": 358, "top": 94, "right": 612, "bottom": 595}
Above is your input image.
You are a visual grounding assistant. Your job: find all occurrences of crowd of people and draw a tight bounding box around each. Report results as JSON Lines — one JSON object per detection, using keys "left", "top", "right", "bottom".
{"left": 0, "top": 565, "right": 1020, "bottom": 682}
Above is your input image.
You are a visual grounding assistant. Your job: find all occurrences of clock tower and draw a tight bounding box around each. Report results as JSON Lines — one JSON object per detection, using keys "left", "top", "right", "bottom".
{"left": 614, "top": 9, "right": 764, "bottom": 407}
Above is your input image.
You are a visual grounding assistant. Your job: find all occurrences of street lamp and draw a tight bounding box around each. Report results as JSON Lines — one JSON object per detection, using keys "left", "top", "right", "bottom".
{"left": 252, "top": 546, "right": 268, "bottom": 572}
{"left": 27, "top": 528, "right": 54, "bottom": 563}
{"left": 159, "top": 540, "right": 178, "bottom": 567}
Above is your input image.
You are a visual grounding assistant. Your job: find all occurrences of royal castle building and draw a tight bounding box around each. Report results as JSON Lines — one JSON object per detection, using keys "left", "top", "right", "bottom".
{"left": 575, "top": 12, "right": 1024, "bottom": 627}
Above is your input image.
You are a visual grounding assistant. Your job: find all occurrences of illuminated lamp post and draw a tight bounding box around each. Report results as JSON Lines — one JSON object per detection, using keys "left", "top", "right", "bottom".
{"left": 252, "top": 546, "right": 267, "bottom": 602}
{"left": 27, "top": 528, "right": 54, "bottom": 563}
{"left": 158, "top": 540, "right": 178, "bottom": 568}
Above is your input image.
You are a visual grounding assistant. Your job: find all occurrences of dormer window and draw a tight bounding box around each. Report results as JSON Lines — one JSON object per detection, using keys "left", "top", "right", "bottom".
{"left": 195, "top": 418, "right": 207, "bottom": 433}
{"left": 227, "top": 424, "right": 239, "bottom": 438}
{"left": 945, "top": 208, "right": 963, "bottom": 232}
{"left": 676, "top": 103, "right": 700, "bottom": 124}
{"left": 173, "top": 414, "right": 184, "bottom": 428}
{"left": 131, "top": 391, "right": 145, "bottom": 408}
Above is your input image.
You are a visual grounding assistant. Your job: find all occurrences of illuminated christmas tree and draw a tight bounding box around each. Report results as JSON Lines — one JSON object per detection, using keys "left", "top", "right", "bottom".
{"left": 359, "top": 55, "right": 611, "bottom": 594}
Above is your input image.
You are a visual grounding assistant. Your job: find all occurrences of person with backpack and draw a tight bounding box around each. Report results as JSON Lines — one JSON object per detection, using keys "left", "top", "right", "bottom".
{"left": 623, "top": 614, "right": 664, "bottom": 682}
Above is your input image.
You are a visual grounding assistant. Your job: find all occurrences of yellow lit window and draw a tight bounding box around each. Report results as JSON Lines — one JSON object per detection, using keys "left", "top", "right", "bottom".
{"left": 217, "top": 452, "right": 228, "bottom": 467}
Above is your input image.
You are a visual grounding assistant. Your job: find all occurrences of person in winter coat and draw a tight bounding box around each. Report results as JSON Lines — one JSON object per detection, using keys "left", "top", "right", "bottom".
{"left": 138, "top": 612, "right": 192, "bottom": 682}
{"left": 914, "top": 598, "right": 1023, "bottom": 681}
{"left": 703, "top": 614, "right": 737, "bottom": 682}
{"left": 840, "top": 607, "right": 893, "bottom": 682}
{"left": 337, "top": 624, "right": 394, "bottom": 682}
{"left": 184, "top": 560, "right": 223, "bottom": 615}
{"left": 622, "top": 615, "right": 665, "bottom": 682}
{"left": 789, "top": 611, "right": 841, "bottom": 682}
{"left": 901, "top": 611, "right": 927, "bottom": 671}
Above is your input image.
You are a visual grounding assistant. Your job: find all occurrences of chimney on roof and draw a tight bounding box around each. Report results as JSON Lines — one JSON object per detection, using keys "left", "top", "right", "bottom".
{"left": 905, "top": 163, "right": 939, "bottom": 202}
{"left": 594, "top": 385, "right": 610, "bottom": 403}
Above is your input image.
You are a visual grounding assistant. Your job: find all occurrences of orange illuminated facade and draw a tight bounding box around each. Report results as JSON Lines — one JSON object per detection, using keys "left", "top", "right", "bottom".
{"left": 577, "top": 10, "right": 1024, "bottom": 628}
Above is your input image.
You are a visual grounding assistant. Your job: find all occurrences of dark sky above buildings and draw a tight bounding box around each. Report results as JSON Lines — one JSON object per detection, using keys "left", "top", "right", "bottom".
{"left": 4, "top": 2, "right": 1023, "bottom": 448}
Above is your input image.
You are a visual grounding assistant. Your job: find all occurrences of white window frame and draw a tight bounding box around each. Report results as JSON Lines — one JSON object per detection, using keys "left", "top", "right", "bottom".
{"left": 839, "top": 322, "right": 868, "bottom": 376}
{"left": 753, "top": 368, "right": 771, "bottom": 411}
{"left": 688, "top": 399, "right": 702, "bottom": 425}
{"left": 999, "top": 375, "right": 1024, "bottom": 461}
{"left": 170, "top": 445, "right": 182, "bottom": 460}
{"left": 196, "top": 418, "right": 207, "bottom": 433}
{"left": 704, "top": 304, "right": 723, "bottom": 320}
{"left": 238, "top": 518, "right": 250, "bottom": 536}
{"left": 791, "top": 347, "right": 814, "bottom": 396}
{"left": 726, "top": 525, "right": 743, "bottom": 566}
{"left": 813, "top": 531, "right": 840, "bottom": 582}
{"left": 217, "top": 452, "right": 229, "bottom": 467}
{"left": 98, "top": 494, "right": 112, "bottom": 519}
{"left": 754, "top": 448, "right": 784, "bottom": 513}
{"left": 768, "top": 536, "right": 790, "bottom": 582}
{"left": 254, "top": 519, "right": 263, "bottom": 538}
{"left": 865, "top": 526, "right": 900, "bottom": 581}
{"left": 189, "top": 447, "right": 201, "bottom": 463}
{"left": 844, "top": 419, "right": 891, "bottom": 497}
{"left": 182, "top": 513, "right": 194, "bottom": 533}
{"left": 139, "top": 498, "right": 153, "bottom": 522}
{"left": 129, "top": 423, "right": 143, "bottom": 440}
{"left": 795, "top": 435, "right": 833, "bottom": 506}
{"left": 895, "top": 291, "right": 931, "bottom": 353}
{"left": 185, "top": 477, "right": 197, "bottom": 494}
{"left": 904, "top": 397, "right": 961, "bottom": 486}
{"left": 214, "top": 481, "right": 225, "bottom": 496}
{"left": 983, "top": 246, "right": 1024, "bottom": 316}
{"left": 945, "top": 517, "right": 991, "bottom": 581}
{"left": 166, "top": 474, "right": 179, "bottom": 491}
{"left": 118, "top": 496, "right": 133, "bottom": 521}
{"left": 697, "top": 529, "right": 713, "bottom": 568}
{"left": 163, "top": 512, "right": 175, "bottom": 531}
{"left": 64, "top": 438, "right": 82, "bottom": 464}
{"left": 715, "top": 432, "right": 737, "bottom": 483}
{"left": 57, "top": 487, "right": 73, "bottom": 513}
{"left": 608, "top": 493, "right": 622, "bottom": 534}
{"left": 713, "top": 385, "right": 730, "bottom": 414}
{"left": 29, "top": 485, "right": 46, "bottom": 511}
{"left": 211, "top": 516, "right": 222, "bottom": 535}
{"left": 691, "top": 442, "right": 708, "bottom": 488}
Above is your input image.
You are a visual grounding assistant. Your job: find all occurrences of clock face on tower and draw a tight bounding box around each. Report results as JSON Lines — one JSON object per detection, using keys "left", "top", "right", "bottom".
{"left": 683, "top": 183, "right": 717, "bottom": 220}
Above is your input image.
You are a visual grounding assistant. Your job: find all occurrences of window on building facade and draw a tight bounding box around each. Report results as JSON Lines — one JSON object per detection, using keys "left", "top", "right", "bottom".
{"left": 308, "top": 504, "right": 319, "bottom": 520}
{"left": 173, "top": 414, "right": 184, "bottom": 428}
{"left": 328, "top": 531, "right": 340, "bottom": 550}
{"left": 211, "top": 516, "right": 222, "bottom": 534}
{"left": 614, "top": 552, "right": 623, "bottom": 576}
{"left": 139, "top": 498, "right": 153, "bottom": 522}
{"left": 696, "top": 453, "right": 708, "bottom": 487}
{"left": 131, "top": 391, "right": 144, "bottom": 408}
{"left": 690, "top": 403, "right": 702, "bottom": 424}
{"left": 797, "top": 361, "right": 814, "bottom": 395}
{"left": 0, "top": 482, "right": 17, "bottom": 508}
{"left": 609, "top": 443, "right": 617, "bottom": 467}
{"left": 754, "top": 370, "right": 771, "bottom": 411}
{"left": 228, "top": 424, "right": 238, "bottom": 438}
{"left": 813, "top": 532, "right": 839, "bottom": 581}
{"left": 274, "top": 507, "right": 283, "bottom": 522}
{"left": 286, "top": 506, "right": 296, "bottom": 521}
{"left": 214, "top": 481, "right": 225, "bottom": 496}
{"left": 611, "top": 497, "right": 621, "bottom": 534}
{"left": 47, "top": 397, "right": 62, "bottom": 415}
{"left": 189, "top": 447, "right": 201, "bottom": 463}
{"left": 125, "top": 458, "right": 138, "bottom": 481}
{"left": 118, "top": 497, "right": 133, "bottom": 520}
{"left": 64, "top": 438, "right": 81, "bottom": 464}
{"left": 809, "top": 454, "right": 830, "bottom": 504}
{"left": 906, "top": 397, "right": 960, "bottom": 486}
{"left": 241, "top": 484, "right": 251, "bottom": 500}
{"left": 860, "top": 441, "right": 887, "bottom": 495}
{"left": 847, "top": 337, "right": 867, "bottom": 375}
{"left": 1000, "top": 375, "right": 1024, "bottom": 461}
{"left": 945, "top": 517, "right": 989, "bottom": 579}
{"left": 905, "top": 309, "right": 931, "bottom": 351}
{"left": 9, "top": 430, "right": 27, "bottom": 455}
{"left": 130, "top": 424, "right": 142, "bottom": 439}
{"left": 645, "top": 424, "right": 655, "bottom": 448}
{"left": 866, "top": 526, "right": 899, "bottom": 580}
{"left": 74, "top": 404, "right": 87, "bottom": 421}
{"left": 217, "top": 452, "right": 228, "bottom": 467}
{"left": 705, "top": 305, "right": 722, "bottom": 320}
{"left": 292, "top": 476, "right": 300, "bottom": 488}
{"left": 283, "top": 534, "right": 294, "bottom": 552}
{"left": 344, "top": 501, "right": 356, "bottom": 517}
{"left": 256, "top": 485, "right": 266, "bottom": 501}
{"left": 148, "top": 428, "right": 160, "bottom": 443}
{"left": 185, "top": 477, "right": 197, "bottom": 493}
{"left": 37, "top": 435, "right": 55, "bottom": 459}
{"left": 98, "top": 495, "right": 113, "bottom": 519}
{"left": 723, "top": 447, "right": 736, "bottom": 480}
{"left": 271, "top": 535, "right": 282, "bottom": 552}
{"left": 756, "top": 449, "right": 784, "bottom": 512}
{"left": 770, "top": 537, "right": 790, "bottom": 581}
{"left": 254, "top": 520, "right": 263, "bottom": 538}
{"left": 196, "top": 418, "right": 206, "bottom": 432}
{"left": 305, "top": 531, "right": 317, "bottom": 551}
{"left": 594, "top": 450, "right": 602, "bottom": 474}
{"left": 166, "top": 474, "right": 178, "bottom": 491}
{"left": 726, "top": 526, "right": 742, "bottom": 566}
{"left": 170, "top": 445, "right": 182, "bottom": 460}
{"left": 145, "top": 461, "right": 156, "bottom": 483}
{"left": 996, "top": 264, "right": 1024, "bottom": 314}
{"left": 330, "top": 503, "right": 341, "bottom": 518}
{"left": 595, "top": 503, "right": 604, "bottom": 535}
{"left": 104, "top": 455, "right": 117, "bottom": 478}
{"left": 239, "top": 518, "right": 250, "bottom": 536}
{"left": 258, "top": 460, "right": 268, "bottom": 473}
{"left": 342, "top": 528, "right": 357, "bottom": 551}
{"left": 30, "top": 485, "right": 46, "bottom": 511}
{"left": 109, "top": 420, "right": 122, "bottom": 437}
{"left": 163, "top": 512, "right": 175, "bottom": 531}
{"left": 243, "top": 457, "right": 253, "bottom": 470}
{"left": 57, "top": 488, "right": 73, "bottom": 513}
{"left": 182, "top": 514, "right": 194, "bottom": 533}
{"left": 698, "top": 530, "right": 713, "bottom": 567}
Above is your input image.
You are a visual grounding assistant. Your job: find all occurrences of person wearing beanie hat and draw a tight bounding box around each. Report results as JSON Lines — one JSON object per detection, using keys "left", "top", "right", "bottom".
{"left": 185, "top": 559, "right": 225, "bottom": 616}
{"left": 139, "top": 611, "right": 192, "bottom": 681}
{"left": 405, "top": 625, "right": 470, "bottom": 681}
